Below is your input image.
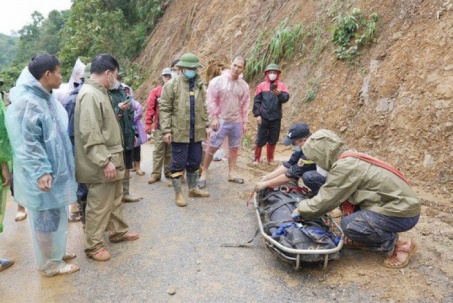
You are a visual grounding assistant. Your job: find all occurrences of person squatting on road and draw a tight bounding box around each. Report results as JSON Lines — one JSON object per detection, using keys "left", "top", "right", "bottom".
{"left": 109, "top": 74, "right": 141, "bottom": 203}
{"left": 159, "top": 53, "right": 210, "bottom": 207}
{"left": 145, "top": 68, "right": 173, "bottom": 184}
{"left": 291, "top": 129, "right": 421, "bottom": 268}
{"left": 255, "top": 123, "right": 326, "bottom": 195}
{"left": 198, "top": 56, "right": 250, "bottom": 188}
{"left": 75, "top": 54, "right": 139, "bottom": 262}
{"left": 252, "top": 63, "right": 290, "bottom": 165}
{"left": 6, "top": 54, "right": 80, "bottom": 276}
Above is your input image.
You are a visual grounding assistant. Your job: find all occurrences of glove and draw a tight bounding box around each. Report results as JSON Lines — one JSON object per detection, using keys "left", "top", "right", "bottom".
{"left": 291, "top": 209, "right": 303, "bottom": 221}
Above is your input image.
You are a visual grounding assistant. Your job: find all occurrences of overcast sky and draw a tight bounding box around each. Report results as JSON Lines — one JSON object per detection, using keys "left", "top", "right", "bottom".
{"left": 0, "top": 0, "right": 73, "bottom": 35}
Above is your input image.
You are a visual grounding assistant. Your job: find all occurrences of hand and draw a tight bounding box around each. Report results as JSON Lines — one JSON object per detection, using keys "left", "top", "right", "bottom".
{"left": 259, "top": 175, "right": 269, "bottom": 181}
{"left": 37, "top": 173, "right": 52, "bottom": 191}
{"left": 103, "top": 160, "right": 117, "bottom": 180}
{"left": 291, "top": 209, "right": 303, "bottom": 221}
{"left": 211, "top": 118, "right": 219, "bottom": 131}
{"left": 119, "top": 101, "right": 131, "bottom": 110}
{"left": 157, "top": 97, "right": 162, "bottom": 104}
{"left": 256, "top": 116, "right": 262, "bottom": 125}
{"left": 206, "top": 128, "right": 212, "bottom": 138}
{"left": 145, "top": 124, "right": 152, "bottom": 134}
{"left": 163, "top": 133, "right": 172, "bottom": 144}
{"left": 254, "top": 181, "right": 268, "bottom": 191}
{"left": 272, "top": 88, "right": 281, "bottom": 95}
{"left": 1, "top": 163, "right": 12, "bottom": 187}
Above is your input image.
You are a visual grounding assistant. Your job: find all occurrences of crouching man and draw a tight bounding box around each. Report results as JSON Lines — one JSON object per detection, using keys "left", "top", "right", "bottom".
{"left": 292, "top": 129, "right": 420, "bottom": 268}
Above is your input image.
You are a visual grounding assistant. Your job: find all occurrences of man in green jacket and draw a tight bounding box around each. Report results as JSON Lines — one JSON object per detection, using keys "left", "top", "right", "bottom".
{"left": 292, "top": 129, "right": 421, "bottom": 269}
{"left": 75, "top": 54, "right": 139, "bottom": 261}
{"left": 109, "top": 75, "right": 140, "bottom": 202}
{"left": 160, "top": 53, "right": 210, "bottom": 207}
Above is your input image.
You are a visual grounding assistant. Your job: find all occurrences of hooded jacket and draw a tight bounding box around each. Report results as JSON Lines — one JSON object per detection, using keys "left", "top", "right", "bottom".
{"left": 5, "top": 67, "right": 77, "bottom": 211}
{"left": 206, "top": 69, "right": 250, "bottom": 124}
{"left": 123, "top": 84, "right": 147, "bottom": 146}
{"left": 159, "top": 73, "right": 209, "bottom": 143}
{"left": 296, "top": 129, "right": 421, "bottom": 219}
{"left": 252, "top": 72, "right": 289, "bottom": 120}
{"left": 110, "top": 85, "right": 135, "bottom": 151}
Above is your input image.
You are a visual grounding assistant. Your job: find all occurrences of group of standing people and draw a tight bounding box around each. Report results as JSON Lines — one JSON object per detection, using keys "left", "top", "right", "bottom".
{"left": 0, "top": 49, "right": 422, "bottom": 278}
{"left": 145, "top": 53, "right": 290, "bottom": 208}
{"left": 1, "top": 54, "right": 141, "bottom": 276}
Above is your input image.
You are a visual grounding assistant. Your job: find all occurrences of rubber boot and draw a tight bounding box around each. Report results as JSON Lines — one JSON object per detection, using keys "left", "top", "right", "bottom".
{"left": 266, "top": 144, "right": 276, "bottom": 165}
{"left": 122, "top": 179, "right": 140, "bottom": 202}
{"left": 134, "top": 161, "right": 145, "bottom": 176}
{"left": 172, "top": 177, "right": 187, "bottom": 207}
{"left": 254, "top": 146, "right": 262, "bottom": 164}
{"left": 187, "top": 171, "right": 209, "bottom": 197}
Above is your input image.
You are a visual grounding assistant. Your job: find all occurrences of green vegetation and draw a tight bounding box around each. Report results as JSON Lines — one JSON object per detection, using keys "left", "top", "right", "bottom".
{"left": 245, "top": 20, "right": 305, "bottom": 80}
{"left": 0, "top": 10, "right": 68, "bottom": 90}
{"left": 332, "top": 8, "right": 379, "bottom": 62}
{"left": 303, "top": 78, "right": 319, "bottom": 103}
{"left": 242, "top": 133, "right": 252, "bottom": 149}
{"left": 0, "top": 0, "right": 165, "bottom": 89}
{"left": 0, "top": 34, "right": 18, "bottom": 71}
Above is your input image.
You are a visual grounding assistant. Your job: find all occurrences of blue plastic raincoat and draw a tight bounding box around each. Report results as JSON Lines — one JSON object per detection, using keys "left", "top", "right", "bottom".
{"left": 5, "top": 68, "right": 77, "bottom": 211}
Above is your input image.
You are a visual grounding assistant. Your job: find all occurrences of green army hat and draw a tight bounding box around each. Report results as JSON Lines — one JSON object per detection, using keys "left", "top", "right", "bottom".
{"left": 176, "top": 53, "right": 202, "bottom": 68}
{"left": 264, "top": 63, "right": 281, "bottom": 73}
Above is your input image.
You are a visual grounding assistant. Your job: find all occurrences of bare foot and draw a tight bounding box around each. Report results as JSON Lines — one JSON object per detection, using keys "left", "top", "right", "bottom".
{"left": 384, "top": 238, "right": 416, "bottom": 268}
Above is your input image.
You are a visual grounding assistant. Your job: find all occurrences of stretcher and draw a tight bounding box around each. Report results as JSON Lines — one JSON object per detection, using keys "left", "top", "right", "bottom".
{"left": 253, "top": 189, "right": 344, "bottom": 270}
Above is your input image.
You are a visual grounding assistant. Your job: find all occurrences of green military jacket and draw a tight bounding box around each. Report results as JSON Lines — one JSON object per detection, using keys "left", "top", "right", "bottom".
{"left": 159, "top": 74, "right": 209, "bottom": 143}
{"left": 297, "top": 129, "right": 421, "bottom": 219}
{"left": 109, "top": 86, "right": 135, "bottom": 151}
{"left": 74, "top": 79, "right": 125, "bottom": 183}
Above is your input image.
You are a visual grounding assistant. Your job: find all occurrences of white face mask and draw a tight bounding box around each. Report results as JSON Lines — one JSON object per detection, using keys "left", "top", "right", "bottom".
{"left": 110, "top": 78, "right": 120, "bottom": 90}
{"left": 107, "top": 72, "right": 120, "bottom": 90}
{"left": 268, "top": 73, "right": 277, "bottom": 81}
{"left": 170, "top": 71, "right": 178, "bottom": 79}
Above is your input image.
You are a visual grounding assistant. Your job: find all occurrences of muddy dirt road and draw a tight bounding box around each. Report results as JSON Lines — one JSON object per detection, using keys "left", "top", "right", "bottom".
{"left": 1, "top": 144, "right": 452, "bottom": 302}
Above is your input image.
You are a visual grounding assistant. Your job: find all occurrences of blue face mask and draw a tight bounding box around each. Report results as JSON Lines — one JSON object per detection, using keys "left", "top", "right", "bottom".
{"left": 292, "top": 145, "right": 302, "bottom": 152}
{"left": 184, "top": 69, "right": 197, "bottom": 79}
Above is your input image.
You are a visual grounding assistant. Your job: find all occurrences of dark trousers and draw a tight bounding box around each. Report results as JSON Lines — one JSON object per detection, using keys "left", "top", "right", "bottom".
{"left": 301, "top": 170, "right": 327, "bottom": 195}
{"left": 133, "top": 145, "right": 141, "bottom": 162}
{"left": 341, "top": 210, "right": 420, "bottom": 252}
{"left": 256, "top": 118, "right": 281, "bottom": 146}
{"left": 170, "top": 140, "right": 202, "bottom": 174}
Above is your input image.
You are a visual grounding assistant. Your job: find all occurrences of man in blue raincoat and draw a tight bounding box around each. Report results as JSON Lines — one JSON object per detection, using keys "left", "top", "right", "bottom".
{"left": 5, "top": 54, "right": 80, "bottom": 277}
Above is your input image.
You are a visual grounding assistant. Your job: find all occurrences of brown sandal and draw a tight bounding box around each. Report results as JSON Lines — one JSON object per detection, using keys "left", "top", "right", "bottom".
{"left": 110, "top": 231, "right": 139, "bottom": 243}
{"left": 89, "top": 248, "right": 111, "bottom": 261}
{"left": 384, "top": 238, "right": 416, "bottom": 269}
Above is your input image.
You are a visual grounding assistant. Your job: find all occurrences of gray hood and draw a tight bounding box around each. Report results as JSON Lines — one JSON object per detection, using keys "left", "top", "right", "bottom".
{"left": 302, "top": 129, "right": 348, "bottom": 171}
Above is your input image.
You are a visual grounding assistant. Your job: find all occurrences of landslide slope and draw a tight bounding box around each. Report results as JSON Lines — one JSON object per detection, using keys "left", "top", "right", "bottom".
{"left": 135, "top": 0, "right": 453, "bottom": 198}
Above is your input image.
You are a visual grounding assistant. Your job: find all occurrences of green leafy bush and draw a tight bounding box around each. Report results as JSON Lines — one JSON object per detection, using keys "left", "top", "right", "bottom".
{"left": 332, "top": 8, "right": 379, "bottom": 61}
{"left": 245, "top": 20, "right": 305, "bottom": 80}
